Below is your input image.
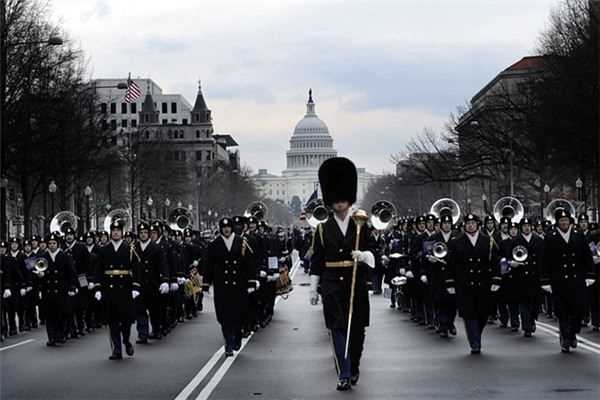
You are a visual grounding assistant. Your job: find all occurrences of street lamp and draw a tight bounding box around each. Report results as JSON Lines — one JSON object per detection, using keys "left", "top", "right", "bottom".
{"left": 543, "top": 184, "right": 550, "bottom": 218}
{"left": 466, "top": 198, "right": 472, "bottom": 213}
{"left": 84, "top": 185, "right": 93, "bottom": 231}
{"left": 146, "top": 196, "right": 154, "bottom": 220}
{"left": 575, "top": 177, "right": 583, "bottom": 202}
{"left": 48, "top": 180, "right": 57, "bottom": 217}
{"left": 164, "top": 198, "right": 170, "bottom": 220}
{"left": 481, "top": 193, "right": 487, "bottom": 214}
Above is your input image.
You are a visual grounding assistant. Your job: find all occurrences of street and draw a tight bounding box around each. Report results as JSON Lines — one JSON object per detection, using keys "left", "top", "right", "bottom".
{"left": 2, "top": 262, "right": 599, "bottom": 400}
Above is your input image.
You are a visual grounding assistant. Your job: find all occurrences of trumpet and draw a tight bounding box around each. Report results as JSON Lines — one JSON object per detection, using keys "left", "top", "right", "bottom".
{"left": 512, "top": 245, "right": 528, "bottom": 262}
{"left": 103, "top": 209, "right": 132, "bottom": 233}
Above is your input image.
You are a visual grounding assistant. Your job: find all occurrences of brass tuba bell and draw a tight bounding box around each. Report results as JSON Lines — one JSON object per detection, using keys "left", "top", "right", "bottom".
{"left": 103, "top": 209, "right": 132, "bottom": 233}
{"left": 34, "top": 258, "right": 49, "bottom": 273}
{"left": 305, "top": 198, "right": 329, "bottom": 228}
{"left": 50, "top": 211, "right": 78, "bottom": 235}
{"left": 370, "top": 200, "right": 396, "bottom": 230}
{"left": 168, "top": 207, "right": 193, "bottom": 232}
{"left": 430, "top": 198, "right": 461, "bottom": 225}
{"left": 244, "top": 201, "right": 268, "bottom": 221}
{"left": 493, "top": 196, "right": 524, "bottom": 223}
{"left": 543, "top": 199, "right": 576, "bottom": 225}
{"left": 512, "top": 245, "right": 528, "bottom": 262}
{"left": 432, "top": 241, "right": 448, "bottom": 259}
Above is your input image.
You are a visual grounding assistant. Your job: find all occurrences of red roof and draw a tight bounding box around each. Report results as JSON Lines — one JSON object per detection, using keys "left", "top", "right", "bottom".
{"left": 504, "top": 56, "right": 546, "bottom": 72}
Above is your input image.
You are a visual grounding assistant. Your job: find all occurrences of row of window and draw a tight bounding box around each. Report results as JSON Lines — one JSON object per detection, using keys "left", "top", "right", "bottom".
{"left": 291, "top": 140, "right": 331, "bottom": 148}
{"left": 102, "top": 118, "right": 208, "bottom": 130}
{"left": 165, "top": 150, "right": 214, "bottom": 162}
{"left": 101, "top": 102, "right": 178, "bottom": 115}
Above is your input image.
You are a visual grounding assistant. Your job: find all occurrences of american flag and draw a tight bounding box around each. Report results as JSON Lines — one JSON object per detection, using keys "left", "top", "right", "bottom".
{"left": 124, "top": 76, "right": 142, "bottom": 103}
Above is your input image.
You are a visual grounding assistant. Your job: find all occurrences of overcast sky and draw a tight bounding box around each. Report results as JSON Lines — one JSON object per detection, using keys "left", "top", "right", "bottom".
{"left": 51, "top": 0, "right": 558, "bottom": 175}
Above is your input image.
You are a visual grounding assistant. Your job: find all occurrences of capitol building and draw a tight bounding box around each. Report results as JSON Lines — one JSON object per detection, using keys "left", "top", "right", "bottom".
{"left": 252, "top": 90, "right": 376, "bottom": 207}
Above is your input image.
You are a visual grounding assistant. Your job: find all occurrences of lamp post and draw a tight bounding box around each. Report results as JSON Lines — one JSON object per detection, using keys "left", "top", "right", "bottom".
{"left": 84, "top": 185, "right": 93, "bottom": 231}
{"left": 48, "top": 180, "right": 57, "bottom": 218}
{"left": 481, "top": 193, "right": 487, "bottom": 215}
{"left": 466, "top": 198, "right": 472, "bottom": 213}
{"left": 146, "top": 196, "right": 154, "bottom": 221}
{"left": 575, "top": 177, "right": 583, "bottom": 202}
{"left": 164, "top": 198, "right": 170, "bottom": 220}
{"left": 543, "top": 184, "right": 550, "bottom": 218}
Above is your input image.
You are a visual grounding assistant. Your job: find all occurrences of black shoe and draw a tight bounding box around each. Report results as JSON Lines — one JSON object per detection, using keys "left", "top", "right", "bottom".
{"left": 470, "top": 346, "right": 481, "bottom": 354}
{"left": 234, "top": 337, "right": 242, "bottom": 351}
{"left": 46, "top": 341, "right": 58, "bottom": 347}
{"left": 389, "top": 304, "right": 396, "bottom": 309}
{"left": 449, "top": 326, "right": 457, "bottom": 336}
{"left": 225, "top": 350, "right": 234, "bottom": 357}
{"left": 9, "top": 330, "right": 17, "bottom": 336}
{"left": 150, "top": 332, "right": 162, "bottom": 340}
{"left": 109, "top": 352, "right": 123, "bottom": 360}
{"left": 593, "top": 326, "right": 599, "bottom": 332}
{"left": 350, "top": 373, "right": 360, "bottom": 385}
{"left": 124, "top": 342, "right": 134, "bottom": 356}
{"left": 511, "top": 326, "right": 518, "bottom": 332}
{"left": 136, "top": 338, "right": 148, "bottom": 344}
{"left": 500, "top": 323, "right": 508, "bottom": 328}
{"left": 524, "top": 331, "right": 532, "bottom": 338}
{"left": 570, "top": 338, "right": 578, "bottom": 349}
{"left": 440, "top": 331, "right": 449, "bottom": 338}
{"left": 560, "top": 337, "right": 570, "bottom": 353}
{"left": 336, "top": 379, "right": 352, "bottom": 391}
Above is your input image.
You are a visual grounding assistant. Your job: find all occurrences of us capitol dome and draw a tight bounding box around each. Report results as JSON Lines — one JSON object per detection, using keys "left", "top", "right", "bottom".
{"left": 252, "top": 90, "right": 376, "bottom": 207}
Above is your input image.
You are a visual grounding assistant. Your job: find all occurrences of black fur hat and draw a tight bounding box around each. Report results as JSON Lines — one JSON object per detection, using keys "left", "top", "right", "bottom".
{"left": 318, "top": 157, "right": 357, "bottom": 207}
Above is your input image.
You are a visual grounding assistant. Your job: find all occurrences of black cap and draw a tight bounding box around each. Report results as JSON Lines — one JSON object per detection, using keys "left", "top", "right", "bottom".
{"left": 554, "top": 208, "right": 570, "bottom": 222}
{"left": 425, "top": 214, "right": 437, "bottom": 223}
{"left": 318, "top": 157, "right": 357, "bottom": 207}
{"left": 9, "top": 237, "right": 19, "bottom": 244}
{"left": 110, "top": 220, "right": 124, "bottom": 231}
{"left": 0, "top": 241, "right": 6, "bottom": 248}
{"left": 440, "top": 215, "right": 452, "bottom": 224}
{"left": 464, "top": 214, "right": 480, "bottom": 223}
{"left": 578, "top": 214, "right": 589, "bottom": 222}
{"left": 499, "top": 217, "right": 511, "bottom": 226}
{"left": 30, "top": 235, "right": 40, "bottom": 242}
{"left": 137, "top": 222, "right": 150, "bottom": 232}
{"left": 84, "top": 232, "right": 95, "bottom": 240}
{"left": 519, "top": 217, "right": 532, "bottom": 227}
{"left": 64, "top": 227, "right": 76, "bottom": 236}
{"left": 247, "top": 216, "right": 258, "bottom": 225}
{"left": 484, "top": 215, "right": 495, "bottom": 224}
{"left": 47, "top": 232, "right": 61, "bottom": 243}
{"left": 415, "top": 215, "right": 426, "bottom": 224}
{"left": 219, "top": 217, "right": 233, "bottom": 229}
{"left": 232, "top": 216, "right": 245, "bottom": 226}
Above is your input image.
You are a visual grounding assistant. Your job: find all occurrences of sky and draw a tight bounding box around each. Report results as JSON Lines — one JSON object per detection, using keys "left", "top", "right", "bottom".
{"left": 50, "top": 0, "right": 559, "bottom": 175}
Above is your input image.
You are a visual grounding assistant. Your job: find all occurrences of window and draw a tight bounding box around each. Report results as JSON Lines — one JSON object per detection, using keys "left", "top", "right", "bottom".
{"left": 196, "top": 151, "right": 202, "bottom": 161}
{"left": 196, "top": 130, "right": 200, "bottom": 138}
{"left": 110, "top": 103, "right": 116, "bottom": 114}
{"left": 168, "top": 130, "right": 173, "bottom": 139}
{"left": 171, "top": 102, "right": 177, "bottom": 113}
{"left": 166, "top": 151, "right": 172, "bottom": 161}
{"left": 101, "top": 120, "right": 108, "bottom": 130}
{"left": 130, "top": 103, "right": 137, "bottom": 114}
{"left": 162, "top": 119, "right": 167, "bottom": 125}
{"left": 181, "top": 151, "right": 186, "bottom": 161}
{"left": 110, "top": 120, "right": 117, "bottom": 130}
{"left": 182, "top": 118, "right": 188, "bottom": 125}
{"left": 162, "top": 102, "right": 168, "bottom": 113}
{"left": 121, "top": 119, "right": 128, "bottom": 128}
{"left": 111, "top": 137, "right": 117, "bottom": 145}
{"left": 131, "top": 119, "right": 137, "bottom": 128}
{"left": 121, "top": 103, "right": 127, "bottom": 113}
{"left": 144, "top": 114, "right": 149, "bottom": 123}
{"left": 179, "top": 130, "right": 184, "bottom": 139}
{"left": 145, "top": 131, "right": 150, "bottom": 139}
{"left": 101, "top": 103, "right": 107, "bottom": 114}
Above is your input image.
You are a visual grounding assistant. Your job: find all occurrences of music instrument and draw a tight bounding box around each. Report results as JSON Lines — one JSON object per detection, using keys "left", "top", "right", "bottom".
{"left": 50, "top": 211, "right": 78, "bottom": 235}
{"left": 493, "top": 196, "right": 524, "bottom": 223}
{"left": 103, "top": 208, "right": 132, "bottom": 233}
{"left": 305, "top": 198, "right": 329, "bottom": 228}
{"left": 168, "top": 207, "right": 193, "bottom": 232}
{"left": 370, "top": 200, "right": 397, "bottom": 230}
{"left": 544, "top": 198, "right": 576, "bottom": 224}
{"left": 512, "top": 245, "right": 528, "bottom": 262}
{"left": 275, "top": 257, "right": 293, "bottom": 297}
{"left": 430, "top": 198, "right": 461, "bottom": 224}
{"left": 244, "top": 201, "right": 268, "bottom": 221}
{"left": 184, "top": 267, "right": 203, "bottom": 301}
{"left": 432, "top": 241, "right": 448, "bottom": 259}
{"left": 33, "top": 258, "right": 49, "bottom": 273}
{"left": 345, "top": 208, "right": 369, "bottom": 358}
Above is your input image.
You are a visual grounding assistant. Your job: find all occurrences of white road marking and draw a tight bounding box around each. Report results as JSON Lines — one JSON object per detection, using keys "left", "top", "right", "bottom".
{"left": 0, "top": 339, "right": 35, "bottom": 352}
{"left": 536, "top": 324, "right": 600, "bottom": 355}
{"left": 536, "top": 321, "right": 600, "bottom": 351}
{"left": 174, "top": 253, "right": 302, "bottom": 400}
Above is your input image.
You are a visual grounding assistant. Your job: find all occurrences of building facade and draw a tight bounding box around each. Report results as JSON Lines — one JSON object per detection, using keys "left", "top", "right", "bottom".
{"left": 252, "top": 90, "right": 376, "bottom": 207}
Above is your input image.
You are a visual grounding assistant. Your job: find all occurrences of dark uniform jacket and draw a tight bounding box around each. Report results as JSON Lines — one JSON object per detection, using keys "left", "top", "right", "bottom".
{"left": 96, "top": 241, "right": 141, "bottom": 323}
{"left": 447, "top": 231, "right": 500, "bottom": 319}
{"left": 428, "top": 231, "right": 459, "bottom": 301}
{"left": 204, "top": 234, "right": 250, "bottom": 327}
{"left": 64, "top": 241, "right": 90, "bottom": 290}
{"left": 136, "top": 240, "right": 169, "bottom": 291}
{"left": 499, "top": 234, "right": 544, "bottom": 303}
{"left": 310, "top": 217, "right": 371, "bottom": 330}
{"left": 39, "top": 250, "right": 77, "bottom": 310}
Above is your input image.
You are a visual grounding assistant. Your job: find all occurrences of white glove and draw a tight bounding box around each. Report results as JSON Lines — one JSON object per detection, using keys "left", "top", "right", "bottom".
{"left": 88, "top": 282, "right": 95, "bottom": 290}
{"left": 37, "top": 271, "right": 45, "bottom": 278}
{"left": 593, "top": 256, "right": 600, "bottom": 265}
{"left": 26, "top": 286, "right": 33, "bottom": 293}
{"left": 491, "top": 284, "right": 500, "bottom": 292}
{"left": 541, "top": 285, "right": 552, "bottom": 293}
{"left": 192, "top": 260, "right": 199, "bottom": 267}
{"left": 177, "top": 277, "right": 186, "bottom": 285}
{"left": 20, "top": 288, "right": 26, "bottom": 296}
{"left": 585, "top": 279, "right": 596, "bottom": 287}
{"left": 95, "top": 291, "right": 102, "bottom": 301}
{"left": 3, "top": 289, "right": 11, "bottom": 299}
{"left": 248, "top": 280, "right": 260, "bottom": 291}
{"left": 259, "top": 270, "right": 267, "bottom": 278}
{"left": 399, "top": 268, "right": 406, "bottom": 275}
{"left": 426, "top": 255, "right": 439, "bottom": 263}
{"left": 309, "top": 275, "right": 320, "bottom": 305}
{"left": 391, "top": 276, "right": 407, "bottom": 286}
{"left": 159, "top": 282, "right": 169, "bottom": 294}
{"left": 351, "top": 250, "right": 375, "bottom": 268}
{"left": 67, "top": 290, "right": 76, "bottom": 297}
{"left": 405, "top": 271, "right": 414, "bottom": 279}
{"left": 132, "top": 290, "right": 140, "bottom": 299}
{"left": 446, "top": 287, "right": 456, "bottom": 295}
{"left": 267, "top": 275, "right": 276, "bottom": 282}
{"left": 381, "top": 255, "right": 390, "bottom": 266}
{"left": 170, "top": 283, "right": 179, "bottom": 292}
{"left": 273, "top": 273, "right": 280, "bottom": 280}
{"left": 420, "top": 275, "right": 428, "bottom": 284}
{"left": 247, "top": 288, "right": 255, "bottom": 293}
{"left": 508, "top": 260, "right": 523, "bottom": 268}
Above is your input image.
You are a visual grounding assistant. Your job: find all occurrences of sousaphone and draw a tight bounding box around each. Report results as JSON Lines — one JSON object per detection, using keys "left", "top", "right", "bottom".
{"left": 50, "top": 211, "right": 78, "bottom": 235}
{"left": 370, "top": 200, "right": 397, "bottom": 230}
{"left": 544, "top": 199, "right": 576, "bottom": 225}
{"left": 430, "top": 198, "right": 461, "bottom": 224}
{"left": 168, "top": 207, "right": 193, "bottom": 232}
{"left": 103, "top": 208, "right": 132, "bottom": 233}
{"left": 493, "top": 196, "right": 524, "bottom": 223}
{"left": 244, "top": 201, "right": 268, "bottom": 221}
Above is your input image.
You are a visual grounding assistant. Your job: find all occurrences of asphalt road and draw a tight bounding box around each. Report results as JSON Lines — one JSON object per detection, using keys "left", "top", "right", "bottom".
{"left": 2, "top": 264, "right": 600, "bottom": 400}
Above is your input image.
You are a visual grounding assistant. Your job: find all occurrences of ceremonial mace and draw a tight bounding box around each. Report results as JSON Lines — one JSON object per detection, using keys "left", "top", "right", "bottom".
{"left": 345, "top": 208, "right": 369, "bottom": 359}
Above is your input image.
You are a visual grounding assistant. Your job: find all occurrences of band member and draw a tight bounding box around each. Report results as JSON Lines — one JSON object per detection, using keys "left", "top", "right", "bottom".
{"left": 243, "top": 217, "right": 264, "bottom": 333}
{"left": 447, "top": 213, "right": 500, "bottom": 354}
{"left": 499, "top": 217, "right": 544, "bottom": 337}
{"left": 1, "top": 241, "right": 23, "bottom": 340}
{"left": 135, "top": 222, "right": 169, "bottom": 343}
{"left": 541, "top": 209, "right": 597, "bottom": 352}
{"left": 21, "top": 240, "right": 39, "bottom": 330}
{"left": 310, "top": 157, "right": 375, "bottom": 391}
{"left": 95, "top": 221, "right": 141, "bottom": 360}
{"left": 204, "top": 217, "right": 252, "bottom": 357}
{"left": 497, "top": 222, "right": 520, "bottom": 331}
{"left": 182, "top": 228, "right": 204, "bottom": 318}
{"left": 7, "top": 237, "right": 28, "bottom": 334}
{"left": 63, "top": 227, "right": 91, "bottom": 338}
{"left": 578, "top": 214, "right": 599, "bottom": 330}
{"left": 37, "top": 233, "right": 78, "bottom": 346}
{"left": 150, "top": 221, "right": 174, "bottom": 337}
{"left": 426, "top": 215, "right": 458, "bottom": 338}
